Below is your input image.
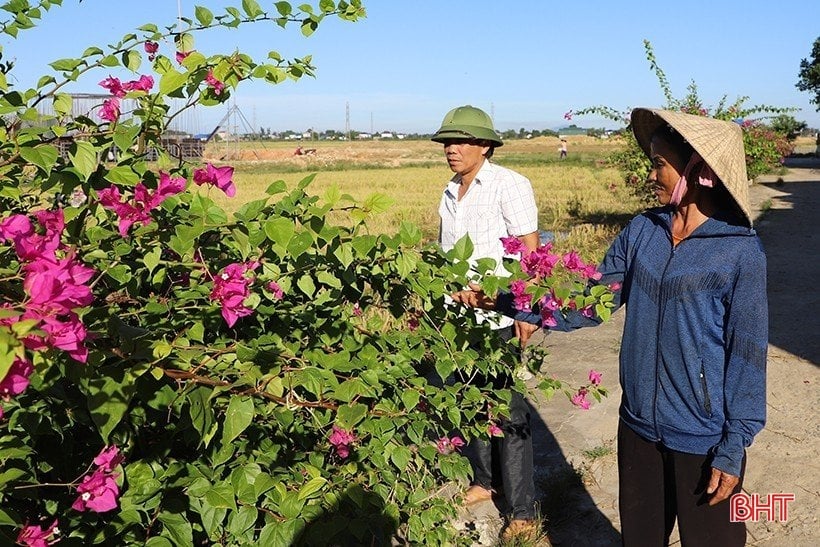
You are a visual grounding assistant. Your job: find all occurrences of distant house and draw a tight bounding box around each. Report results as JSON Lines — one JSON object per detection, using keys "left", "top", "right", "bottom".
{"left": 357, "top": 133, "right": 372, "bottom": 140}
{"left": 379, "top": 131, "right": 394, "bottom": 139}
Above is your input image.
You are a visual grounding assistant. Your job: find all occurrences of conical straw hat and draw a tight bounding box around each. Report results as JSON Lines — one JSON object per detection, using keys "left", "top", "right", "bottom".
{"left": 630, "top": 108, "right": 753, "bottom": 226}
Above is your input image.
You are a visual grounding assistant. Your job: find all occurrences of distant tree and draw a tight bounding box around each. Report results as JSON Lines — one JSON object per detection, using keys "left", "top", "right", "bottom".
{"left": 796, "top": 37, "right": 820, "bottom": 109}
{"left": 769, "top": 114, "right": 808, "bottom": 141}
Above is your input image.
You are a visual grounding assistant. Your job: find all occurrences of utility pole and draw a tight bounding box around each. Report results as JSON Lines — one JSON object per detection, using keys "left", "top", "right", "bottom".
{"left": 345, "top": 101, "right": 350, "bottom": 141}
{"left": 370, "top": 112, "right": 373, "bottom": 135}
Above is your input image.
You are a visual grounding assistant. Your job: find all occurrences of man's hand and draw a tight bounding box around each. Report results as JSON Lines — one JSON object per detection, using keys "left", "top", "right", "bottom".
{"left": 451, "top": 283, "right": 495, "bottom": 310}
{"left": 706, "top": 467, "right": 740, "bottom": 505}
{"left": 514, "top": 320, "right": 539, "bottom": 347}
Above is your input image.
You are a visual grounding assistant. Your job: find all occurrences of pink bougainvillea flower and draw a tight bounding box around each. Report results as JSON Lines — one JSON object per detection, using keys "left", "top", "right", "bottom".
{"left": 435, "top": 435, "right": 465, "bottom": 455}
{"left": 500, "top": 235, "right": 526, "bottom": 255}
{"left": 209, "top": 262, "right": 259, "bottom": 327}
{"left": 150, "top": 171, "right": 186, "bottom": 208}
{"left": 266, "top": 280, "right": 284, "bottom": 301}
{"left": 93, "top": 445, "right": 124, "bottom": 471}
{"left": 72, "top": 467, "right": 120, "bottom": 513}
{"left": 510, "top": 279, "right": 531, "bottom": 312}
{"left": 580, "top": 305, "right": 595, "bottom": 318}
{"left": 608, "top": 281, "right": 622, "bottom": 292}
{"left": 144, "top": 40, "right": 159, "bottom": 60}
{"left": 16, "top": 519, "right": 59, "bottom": 547}
{"left": 176, "top": 50, "right": 192, "bottom": 63}
{"left": 352, "top": 302, "right": 363, "bottom": 317}
{"left": 97, "top": 186, "right": 151, "bottom": 236}
{"left": 539, "top": 292, "right": 561, "bottom": 312}
{"left": 329, "top": 425, "right": 357, "bottom": 459}
{"left": 122, "top": 74, "right": 154, "bottom": 93}
{"left": 564, "top": 110, "right": 573, "bottom": 120}
{"left": 540, "top": 307, "right": 558, "bottom": 329}
{"left": 24, "top": 253, "right": 95, "bottom": 311}
{"left": 100, "top": 98, "right": 120, "bottom": 123}
{"left": 571, "top": 388, "right": 591, "bottom": 410}
{"left": 99, "top": 76, "right": 125, "bottom": 97}
{"left": 193, "top": 163, "right": 236, "bottom": 197}
{"left": 205, "top": 69, "right": 225, "bottom": 95}
{"left": 488, "top": 423, "right": 504, "bottom": 437}
{"left": 588, "top": 369, "right": 603, "bottom": 386}
{"left": 520, "top": 243, "right": 560, "bottom": 278}
{"left": 0, "top": 209, "right": 64, "bottom": 262}
{"left": 37, "top": 313, "right": 89, "bottom": 363}
{"left": 0, "top": 357, "right": 34, "bottom": 397}
{"left": 562, "top": 251, "right": 584, "bottom": 271}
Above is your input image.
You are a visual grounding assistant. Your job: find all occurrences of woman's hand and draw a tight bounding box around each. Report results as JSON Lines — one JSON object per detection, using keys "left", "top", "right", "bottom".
{"left": 706, "top": 467, "right": 740, "bottom": 505}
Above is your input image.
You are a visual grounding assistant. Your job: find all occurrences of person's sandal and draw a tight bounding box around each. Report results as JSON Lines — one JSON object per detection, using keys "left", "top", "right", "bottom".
{"left": 501, "top": 518, "right": 542, "bottom": 542}
{"left": 462, "top": 484, "right": 495, "bottom": 506}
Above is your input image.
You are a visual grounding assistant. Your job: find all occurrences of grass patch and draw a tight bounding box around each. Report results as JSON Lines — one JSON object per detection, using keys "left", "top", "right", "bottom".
{"left": 582, "top": 443, "right": 614, "bottom": 461}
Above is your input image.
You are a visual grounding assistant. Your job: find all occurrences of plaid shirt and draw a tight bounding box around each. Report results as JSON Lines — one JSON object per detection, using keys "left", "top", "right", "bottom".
{"left": 438, "top": 159, "right": 538, "bottom": 327}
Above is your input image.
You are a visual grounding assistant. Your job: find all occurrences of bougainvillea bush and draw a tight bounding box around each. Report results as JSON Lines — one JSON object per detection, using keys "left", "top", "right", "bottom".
{"left": 0, "top": 2, "right": 610, "bottom": 545}
{"left": 569, "top": 40, "right": 795, "bottom": 204}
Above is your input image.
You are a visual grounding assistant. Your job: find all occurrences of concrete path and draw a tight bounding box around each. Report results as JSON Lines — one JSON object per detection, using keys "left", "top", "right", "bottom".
{"left": 459, "top": 159, "right": 820, "bottom": 546}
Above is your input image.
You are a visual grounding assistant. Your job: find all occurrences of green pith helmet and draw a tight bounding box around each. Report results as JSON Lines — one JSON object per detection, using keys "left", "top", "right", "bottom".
{"left": 431, "top": 105, "right": 504, "bottom": 147}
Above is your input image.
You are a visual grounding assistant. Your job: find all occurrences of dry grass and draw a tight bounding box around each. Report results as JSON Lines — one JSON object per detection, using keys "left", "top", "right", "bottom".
{"left": 197, "top": 136, "right": 644, "bottom": 257}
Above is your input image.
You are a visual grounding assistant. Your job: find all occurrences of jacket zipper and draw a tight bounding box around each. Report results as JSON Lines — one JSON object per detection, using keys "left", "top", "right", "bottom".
{"left": 652, "top": 229, "right": 676, "bottom": 439}
{"left": 699, "top": 364, "right": 713, "bottom": 416}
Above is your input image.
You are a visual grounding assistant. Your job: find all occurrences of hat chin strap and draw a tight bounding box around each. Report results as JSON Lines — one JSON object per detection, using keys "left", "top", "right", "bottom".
{"left": 669, "top": 152, "right": 715, "bottom": 206}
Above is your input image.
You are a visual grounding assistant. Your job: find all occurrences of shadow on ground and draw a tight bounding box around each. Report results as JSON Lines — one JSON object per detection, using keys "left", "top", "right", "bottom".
{"left": 757, "top": 158, "right": 820, "bottom": 367}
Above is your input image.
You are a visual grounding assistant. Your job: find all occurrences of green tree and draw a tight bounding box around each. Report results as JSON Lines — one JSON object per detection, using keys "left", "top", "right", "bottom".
{"left": 769, "top": 114, "right": 808, "bottom": 141}
{"left": 796, "top": 37, "right": 820, "bottom": 109}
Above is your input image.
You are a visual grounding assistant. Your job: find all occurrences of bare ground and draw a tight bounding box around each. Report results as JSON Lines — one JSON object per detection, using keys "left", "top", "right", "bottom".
{"left": 458, "top": 158, "right": 820, "bottom": 546}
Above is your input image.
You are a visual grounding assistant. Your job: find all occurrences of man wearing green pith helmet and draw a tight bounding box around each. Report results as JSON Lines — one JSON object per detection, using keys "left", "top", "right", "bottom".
{"left": 431, "top": 105, "right": 540, "bottom": 541}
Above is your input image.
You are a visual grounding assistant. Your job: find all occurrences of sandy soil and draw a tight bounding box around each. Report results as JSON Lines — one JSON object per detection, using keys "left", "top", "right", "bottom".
{"left": 459, "top": 158, "right": 820, "bottom": 546}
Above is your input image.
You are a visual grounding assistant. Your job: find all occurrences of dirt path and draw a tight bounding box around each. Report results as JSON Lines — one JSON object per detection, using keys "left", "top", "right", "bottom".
{"left": 460, "top": 159, "right": 820, "bottom": 546}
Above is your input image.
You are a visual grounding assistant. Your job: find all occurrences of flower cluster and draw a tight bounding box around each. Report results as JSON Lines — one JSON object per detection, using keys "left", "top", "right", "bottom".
{"left": 435, "top": 435, "right": 465, "bottom": 455}
{"left": 16, "top": 519, "right": 59, "bottom": 547}
{"left": 328, "top": 425, "right": 357, "bottom": 459}
{"left": 570, "top": 370, "right": 604, "bottom": 410}
{"left": 0, "top": 209, "right": 95, "bottom": 373}
{"left": 502, "top": 237, "right": 603, "bottom": 328}
{"left": 72, "top": 445, "right": 124, "bottom": 513}
{"left": 205, "top": 69, "right": 225, "bottom": 95}
{"left": 97, "top": 172, "right": 186, "bottom": 236}
{"left": 209, "top": 261, "right": 259, "bottom": 327}
{"left": 193, "top": 163, "right": 236, "bottom": 197}
{"left": 97, "top": 74, "right": 154, "bottom": 122}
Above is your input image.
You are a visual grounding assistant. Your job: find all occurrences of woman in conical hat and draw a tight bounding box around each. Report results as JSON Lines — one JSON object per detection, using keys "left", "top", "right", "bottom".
{"left": 455, "top": 107, "right": 768, "bottom": 546}
{"left": 605, "top": 108, "right": 767, "bottom": 546}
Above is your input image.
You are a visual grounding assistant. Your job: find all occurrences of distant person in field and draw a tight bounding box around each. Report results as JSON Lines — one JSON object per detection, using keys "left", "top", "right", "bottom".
{"left": 559, "top": 138, "right": 568, "bottom": 159}
{"left": 456, "top": 108, "right": 768, "bottom": 546}
{"left": 431, "top": 104, "right": 541, "bottom": 542}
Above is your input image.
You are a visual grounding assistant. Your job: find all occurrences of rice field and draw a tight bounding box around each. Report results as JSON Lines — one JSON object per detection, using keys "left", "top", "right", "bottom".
{"left": 197, "top": 135, "right": 645, "bottom": 261}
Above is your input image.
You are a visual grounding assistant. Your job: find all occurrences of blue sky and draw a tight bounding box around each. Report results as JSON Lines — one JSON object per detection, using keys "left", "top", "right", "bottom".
{"left": 3, "top": 0, "right": 820, "bottom": 134}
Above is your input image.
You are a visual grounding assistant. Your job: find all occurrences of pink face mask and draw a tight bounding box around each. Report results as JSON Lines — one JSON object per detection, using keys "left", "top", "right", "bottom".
{"left": 668, "top": 151, "right": 715, "bottom": 206}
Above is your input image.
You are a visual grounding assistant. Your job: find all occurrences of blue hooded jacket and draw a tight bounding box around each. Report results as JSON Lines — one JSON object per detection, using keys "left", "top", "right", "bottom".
{"left": 503, "top": 206, "right": 767, "bottom": 476}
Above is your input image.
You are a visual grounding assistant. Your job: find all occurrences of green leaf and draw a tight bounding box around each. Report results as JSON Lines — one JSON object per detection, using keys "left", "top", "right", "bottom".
{"left": 85, "top": 372, "right": 138, "bottom": 443}
{"left": 390, "top": 445, "right": 412, "bottom": 471}
{"left": 69, "top": 140, "right": 98, "bottom": 182}
{"left": 195, "top": 5, "right": 214, "bottom": 25}
{"left": 297, "top": 476, "right": 327, "bottom": 501}
{"left": 287, "top": 231, "right": 314, "bottom": 257}
{"left": 123, "top": 49, "right": 141, "bottom": 72}
{"left": 53, "top": 93, "right": 72, "bottom": 116}
{"left": 157, "top": 511, "right": 193, "bottom": 547}
{"left": 296, "top": 274, "right": 315, "bottom": 297}
{"left": 49, "top": 57, "right": 83, "bottom": 72}
{"left": 222, "top": 395, "right": 254, "bottom": 444}
{"left": 204, "top": 482, "right": 237, "bottom": 512}
{"left": 242, "top": 0, "right": 264, "bottom": 17}
{"left": 159, "top": 69, "right": 187, "bottom": 96}
{"left": 263, "top": 217, "right": 294, "bottom": 247}
{"left": 19, "top": 144, "right": 58, "bottom": 174}
{"left": 450, "top": 234, "right": 474, "bottom": 262}
{"left": 335, "top": 403, "right": 367, "bottom": 428}
{"left": 274, "top": 1, "right": 292, "bottom": 16}
{"left": 106, "top": 165, "right": 141, "bottom": 186}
